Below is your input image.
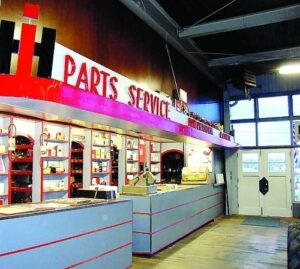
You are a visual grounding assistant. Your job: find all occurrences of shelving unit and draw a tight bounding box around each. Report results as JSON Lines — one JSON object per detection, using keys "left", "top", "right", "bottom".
{"left": 70, "top": 141, "right": 84, "bottom": 196}
{"left": 91, "top": 130, "right": 111, "bottom": 186}
{"left": 0, "top": 115, "right": 10, "bottom": 205}
{"left": 150, "top": 142, "right": 161, "bottom": 182}
{"left": 11, "top": 135, "right": 34, "bottom": 203}
{"left": 41, "top": 123, "right": 70, "bottom": 200}
{"left": 110, "top": 134, "right": 119, "bottom": 187}
{"left": 126, "top": 137, "right": 139, "bottom": 183}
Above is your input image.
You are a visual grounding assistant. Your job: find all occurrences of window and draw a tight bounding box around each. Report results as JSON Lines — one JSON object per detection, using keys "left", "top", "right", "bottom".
{"left": 268, "top": 153, "right": 286, "bottom": 172}
{"left": 293, "top": 95, "right": 300, "bottom": 116}
{"left": 229, "top": 99, "right": 254, "bottom": 120}
{"left": 189, "top": 102, "right": 221, "bottom": 122}
{"left": 232, "top": 123, "right": 256, "bottom": 146}
{"left": 242, "top": 153, "right": 259, "bottom": 173}
{"left": 258, "top": 121, "right": 290, "bottom": 146}
{"left": 258, "top": 96, "right": 288, "bottom": 118}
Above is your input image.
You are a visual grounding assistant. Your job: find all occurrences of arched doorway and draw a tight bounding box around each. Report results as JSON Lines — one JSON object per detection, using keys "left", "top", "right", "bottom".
{"left": 162, "top": 150, "right": 184, "bottom": 184}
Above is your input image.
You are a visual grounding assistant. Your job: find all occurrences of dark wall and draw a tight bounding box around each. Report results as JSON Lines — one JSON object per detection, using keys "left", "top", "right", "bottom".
{"left": 0, "top": 0, "right": 222, "bottom": 101}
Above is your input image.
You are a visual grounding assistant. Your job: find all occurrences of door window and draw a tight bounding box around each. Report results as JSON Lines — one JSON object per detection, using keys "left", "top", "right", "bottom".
{"left": 242, "top": 153, "right": 259, "bottom": 173}
{"left": 268, "top": 153, "right": 286, "bottom": 172}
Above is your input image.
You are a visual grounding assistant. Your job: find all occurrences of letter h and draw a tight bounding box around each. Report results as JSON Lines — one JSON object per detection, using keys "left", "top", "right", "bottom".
{"left": 0, "top": 19, "right": 56, "bottom": 78}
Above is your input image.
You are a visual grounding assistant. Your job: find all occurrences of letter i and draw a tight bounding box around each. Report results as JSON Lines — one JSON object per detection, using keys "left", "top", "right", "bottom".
{"left": 16, "top": 3, "right": 39, "bottom": 77}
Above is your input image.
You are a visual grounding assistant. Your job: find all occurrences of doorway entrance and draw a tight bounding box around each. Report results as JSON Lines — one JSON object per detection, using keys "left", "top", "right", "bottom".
{"left": 238, "top": 149, "right": 292, "bottom": 217}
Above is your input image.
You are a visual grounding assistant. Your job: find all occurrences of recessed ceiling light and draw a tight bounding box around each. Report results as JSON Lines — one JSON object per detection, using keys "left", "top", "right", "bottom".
{"left": 278, "top": 64, "right": 300, "bottom": 74}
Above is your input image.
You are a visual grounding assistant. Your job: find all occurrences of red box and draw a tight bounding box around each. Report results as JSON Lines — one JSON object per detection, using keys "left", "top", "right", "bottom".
{"left": 23, "top": 3, "right": 40, "bottom": 20}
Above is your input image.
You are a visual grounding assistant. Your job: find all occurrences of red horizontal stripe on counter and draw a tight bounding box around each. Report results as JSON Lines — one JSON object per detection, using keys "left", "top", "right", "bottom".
{"left": 152, "top": 202, "right": 223, "bottom": 235}
{"left": 65, "top": 242, "right": 132, "bottom": 269}
{"left": 133, "top": 212, "right": 223, "bottom": 255}
{"left": 0, "top": 219, "right": 132, "bottom": 257}
{"left": 133, "top": 191, "right": 222, "bottom": 216}
{"left": 132, "top": 211, "right": 151, "bottom": 215}
{"left": 133, "top": 202, "right": 223, "bottom": 235}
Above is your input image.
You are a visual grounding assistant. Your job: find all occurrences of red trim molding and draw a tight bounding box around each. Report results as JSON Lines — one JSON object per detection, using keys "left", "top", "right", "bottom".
{"left": 132, "top": 211, "right": 223, "bottom": 255}
{"left": 133, "top": 202, "right": 223, "bottom": 235}
{"left": 0, "top": 219, "right": 132, "bottom": 257}
{"left": 65, "top": 242, "right": 132, "bottom": 269}
{"left": 133, "top": 191, "right": 222, "bottom": 215}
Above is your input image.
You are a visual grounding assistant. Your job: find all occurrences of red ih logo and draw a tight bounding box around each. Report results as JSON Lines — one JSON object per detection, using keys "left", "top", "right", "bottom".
{"left": 0, "top": 3, "right": 56, "bottom": 78}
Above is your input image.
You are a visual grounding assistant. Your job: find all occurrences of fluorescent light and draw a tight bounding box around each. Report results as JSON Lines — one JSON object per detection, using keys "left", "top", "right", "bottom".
{"left": 279, "top": 64, "right": 300, "bottom": 74}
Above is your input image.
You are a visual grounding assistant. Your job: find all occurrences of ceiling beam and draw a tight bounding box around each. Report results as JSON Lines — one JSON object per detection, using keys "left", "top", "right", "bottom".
{"left": 119, "top": 0, "right": 224, "bottom": 88}
{"left": 208, "top": 46, "right": 300, "bottom": 67}
{"left": 179, "top": 4, "right": 300, "bottom": 38}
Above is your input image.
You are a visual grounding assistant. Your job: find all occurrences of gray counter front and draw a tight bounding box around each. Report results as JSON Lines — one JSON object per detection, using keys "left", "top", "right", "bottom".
{"left": 0, "top": 199, "right": 132, "bottom": 269}
{"left": 122, "top": 184, "right": 224, "bottom": 255}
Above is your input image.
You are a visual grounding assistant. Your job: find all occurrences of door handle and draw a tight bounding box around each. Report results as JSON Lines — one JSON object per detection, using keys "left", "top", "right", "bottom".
{"left": 259, "top": 177, "right": 269, "bottom": 195}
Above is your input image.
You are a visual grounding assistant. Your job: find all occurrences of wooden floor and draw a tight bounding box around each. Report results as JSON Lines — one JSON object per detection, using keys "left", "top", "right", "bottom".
{"left": 132, "top": 215, "right": 293, "bottom": 269}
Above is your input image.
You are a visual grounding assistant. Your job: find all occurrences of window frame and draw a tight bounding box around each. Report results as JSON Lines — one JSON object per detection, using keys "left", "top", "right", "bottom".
{"left": 229, "top": 91, "right": 299, "bottom": 148}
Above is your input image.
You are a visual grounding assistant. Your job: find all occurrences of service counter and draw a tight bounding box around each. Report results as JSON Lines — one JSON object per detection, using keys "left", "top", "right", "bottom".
{"left": 0, "top": 199, "right": 132, "bottom": 269}
{"left": 121, "top": 184, "right": 224, "bottom": 255}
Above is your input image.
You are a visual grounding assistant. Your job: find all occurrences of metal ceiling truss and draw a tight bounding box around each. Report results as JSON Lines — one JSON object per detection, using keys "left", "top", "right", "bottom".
{"left": 208, "top": 46, "right": 300, "bottom": 67}
{"left": 179, "top": 3, "right": 300, "bottom": 38}
{"left": 119, "top": 0, "right": 224, "bottom": 88}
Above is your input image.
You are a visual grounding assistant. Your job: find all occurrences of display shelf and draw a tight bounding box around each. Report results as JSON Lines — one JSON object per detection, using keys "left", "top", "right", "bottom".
{"left": 11, "top": 187, "right": 32, "bottom": 193}
{"left": 41, "top": 122, "right": 70, "bottom": 201}
{"left": 71, "top": 159, "right": 83, "bottom": 163}
{"left": 43, "top": 173, "right": 69, "bottom": 176}
{"left": 92, "top": 158, "right": 110, "bottom": 161}
{"left": 110, "top": 135, "right": 119, "bottom": 187}
{"left": 72, "top": 183, "right": 83, "bottom": 188}
{"left": 92, "top": 144, "right": 110, "bottom": 147}
{"left": 126, "top": 137, "right": 140, "bottom": 184}
{"left": 11, "top": 170, "right": 32, "bottom": 175}
{"left": 91, "top": 130, "right": 111, "bottom": 186}
{"left": 15, "top": 145, "right": 33, "bottom": 150}
{"left": 0, "top": 115, "right": 10, "bottom": 205}
{"left": 92, "top": 172, "right": 110, "bottom": 175}
{"left": 44, "top": 138, "right": 69, "bottom": 143}
{"left": 12, "top": 157, "right": 33, "bottom": 163}
{"left": 126, "top": 147, "right": 138, "bottom": 150}
{"left": 71, "top": 148, "right": 83, "bottom": 153}
{"left": 43, "top": 190, "right": 68, "bottom": 193}
{"left": 70, "top": 141, "right": 84, "bottom": 197}
{"left": 71, "top": 170, "right": 83, "bottom": 174}
{"left": 11, "top": 135, "right": 34, "bottom": 204}
{"left": 150, "top": 142, "right": 161, "bottom": 183}
{"left": 42, "top": 156, "right": 69, "bottom": 160}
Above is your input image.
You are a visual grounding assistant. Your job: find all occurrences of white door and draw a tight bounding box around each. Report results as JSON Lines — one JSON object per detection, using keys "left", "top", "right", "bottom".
{"left": 238, "top": 149, "right": 292, "bottom": 217}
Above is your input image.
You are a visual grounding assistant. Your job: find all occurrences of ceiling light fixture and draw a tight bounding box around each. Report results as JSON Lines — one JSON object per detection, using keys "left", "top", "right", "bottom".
{"left": 278, "top": 64, "right": 300, "bottom": 74}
